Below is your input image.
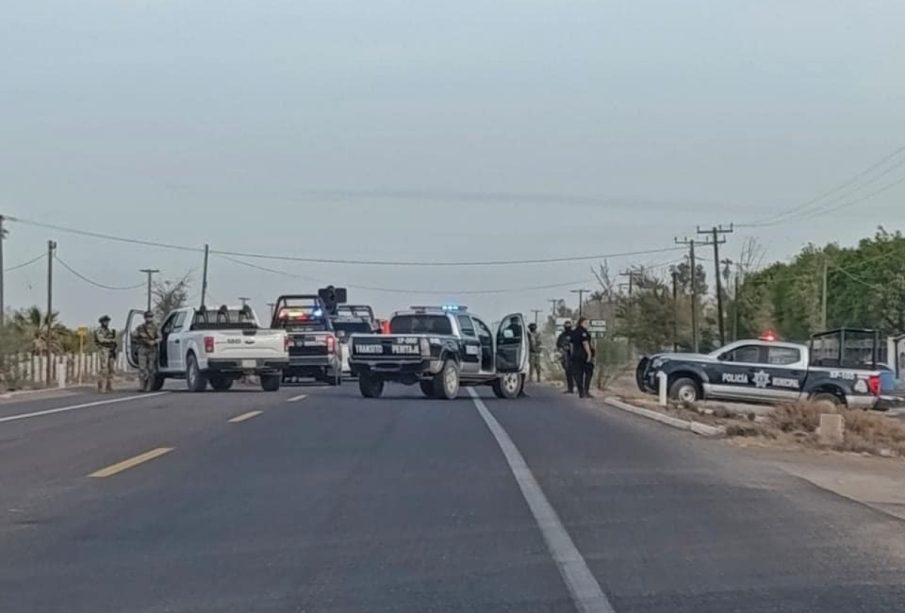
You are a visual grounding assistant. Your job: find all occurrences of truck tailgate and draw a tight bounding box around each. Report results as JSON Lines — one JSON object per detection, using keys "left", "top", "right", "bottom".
{"left": 210, "top": 329, "right": 286, "bottom": 359}
{"left": 350, "top": 334, "right": 423, "bottom": 360}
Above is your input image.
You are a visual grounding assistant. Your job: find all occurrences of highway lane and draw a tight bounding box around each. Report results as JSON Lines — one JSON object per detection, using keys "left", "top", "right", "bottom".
{"left": 1, "top": 382, "right": 905, "bottom": 612}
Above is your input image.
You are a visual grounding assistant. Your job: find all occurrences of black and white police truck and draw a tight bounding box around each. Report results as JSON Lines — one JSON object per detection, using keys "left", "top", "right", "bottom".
{"left": 347, "top": 305, "right": 528, "bottom": 400}
{"left": 636, "top": 329, "right": 889, "bottom": 409}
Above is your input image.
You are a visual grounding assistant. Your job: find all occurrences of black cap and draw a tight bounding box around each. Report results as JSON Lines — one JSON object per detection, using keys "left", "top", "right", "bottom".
{"left": 144, "top": 310, "right": 154, "bottom": 318}
{"left": 98, "top": 315, "right": 111, "bottom": 324}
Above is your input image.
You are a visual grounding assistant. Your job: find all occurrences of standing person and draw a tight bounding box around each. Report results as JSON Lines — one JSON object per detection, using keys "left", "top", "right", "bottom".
{"left": 556, "top": 320, "right": 575, "bottom": 393}
{"left": 133, "top": 311, "right": 161, "bottom": 392}
{"left": 94, "top": 315, "right": 117, "bottom": 393}
{"left": 527, "top": 323, "right": 543, "bottom": 383}
{"left": 570, "top": 317, "right": 595, "bottom": 398}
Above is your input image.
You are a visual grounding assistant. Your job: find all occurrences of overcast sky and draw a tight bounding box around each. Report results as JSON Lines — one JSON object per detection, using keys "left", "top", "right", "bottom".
{"left": 2, "top": 0, "right": 903, "bottom": 326}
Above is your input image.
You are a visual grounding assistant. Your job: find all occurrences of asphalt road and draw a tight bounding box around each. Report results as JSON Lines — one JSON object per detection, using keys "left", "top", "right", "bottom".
{"left": 2, "top": 380, "right": 905, "bottom": 612}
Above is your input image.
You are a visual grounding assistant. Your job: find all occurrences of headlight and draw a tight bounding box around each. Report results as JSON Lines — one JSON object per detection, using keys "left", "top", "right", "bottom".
{"left": 420, "top": 337, "right": 431, "bottom": 358}
{"left": 651, "top": 358, "right": 665, "bottom": 369}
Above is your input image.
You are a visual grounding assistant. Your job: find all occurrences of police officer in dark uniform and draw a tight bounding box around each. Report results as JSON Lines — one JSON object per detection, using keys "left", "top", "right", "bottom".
{"left": 570, "top": 317, "right": 595, "bottom": 398}
{"left": 556, "top": 320, "right": 575, "bottom": 393}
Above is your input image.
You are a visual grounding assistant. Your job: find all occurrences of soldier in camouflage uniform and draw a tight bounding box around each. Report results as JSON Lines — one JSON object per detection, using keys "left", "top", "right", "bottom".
{"left": 133, "top": 311, "right": 161, "bottom": 392}
{"left": 94, "top": 315, "right": 117, "bottom": 393}
{"left": 527, "top": 323, "right": 543, "bottom": 382}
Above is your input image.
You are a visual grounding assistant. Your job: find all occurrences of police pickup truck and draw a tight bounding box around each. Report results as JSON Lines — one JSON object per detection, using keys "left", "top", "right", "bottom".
{"left": 270, "top": 294, "right": 343, "bottom": 385}
{"left": 636, "top": 329, "right": 889, "bottom": 409}
{"left": 347, "top": 306, "right": 528, "bottom": 400}
{"left": 330, "top": 305, "right": 378, "bottom": 376}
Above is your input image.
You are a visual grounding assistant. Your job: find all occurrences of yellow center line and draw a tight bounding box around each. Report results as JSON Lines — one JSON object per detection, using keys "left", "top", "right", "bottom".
{"left": 228, "top": 410, "right": 263, "bottom": 423}
{"left": 89, "top": 447, "right": 174, "bottom": 478}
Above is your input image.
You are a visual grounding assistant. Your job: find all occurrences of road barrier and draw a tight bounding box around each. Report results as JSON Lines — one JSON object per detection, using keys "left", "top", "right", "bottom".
{"left": 1, "top": 352, "right": 129, "bottom": 389}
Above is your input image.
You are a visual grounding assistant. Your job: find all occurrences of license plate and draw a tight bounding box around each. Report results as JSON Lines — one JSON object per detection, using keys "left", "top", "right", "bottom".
{"left": 241, "top": 359, "right": 256, "bottom": 369}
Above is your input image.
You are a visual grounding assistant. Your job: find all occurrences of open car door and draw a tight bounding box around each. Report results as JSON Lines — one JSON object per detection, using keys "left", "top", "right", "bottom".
{"left": 122, "top": 309, "right": 144, "bottom": 369}
{"left": 495, "top": 313, "right": 529, "bottom": 373}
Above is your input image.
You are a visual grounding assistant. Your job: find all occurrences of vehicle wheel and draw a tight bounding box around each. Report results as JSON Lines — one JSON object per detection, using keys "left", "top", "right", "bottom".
{"left": 492, "top": 372, "right": 522, "bottom": 399}
{"left": 260, "top": 374, "right": 281, "bottom": 392}
{"left": 811, "top": 392, "right": 843, "bottom": 407}
{"left": 186, "top": 354, "right": 208, "bottom": 392}
{"left": 432, "top": 360, "right": 460, "bottom": 400}
{"left": 668, "top": 377, "right": 699, "bottom": 403}
{"left": 148, "top": 373, "right": 166, "bottom": 392}
{"left": 359, "top": 373, "right": 384, "bottom": 398}
{"left": 210, "top": 376, "right": 233, "bottom": 392}
{"left": 419, "top": 380, "right": 435, "bottom": 398}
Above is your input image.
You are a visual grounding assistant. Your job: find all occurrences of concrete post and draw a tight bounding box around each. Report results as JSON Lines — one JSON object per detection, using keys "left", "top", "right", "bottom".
{"left": 817, "top": 413, "right": 845, "bottom": 446}
{"left": 56, "top": 357, "right": 66, "bottom": 388}
{"left": 657, "top": 371, "right": 668, "bottom": 407}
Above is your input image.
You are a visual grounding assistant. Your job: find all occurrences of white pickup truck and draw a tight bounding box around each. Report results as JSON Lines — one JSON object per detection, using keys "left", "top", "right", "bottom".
{"left": 124, "top": 306, "right": 290, "bottom": 392}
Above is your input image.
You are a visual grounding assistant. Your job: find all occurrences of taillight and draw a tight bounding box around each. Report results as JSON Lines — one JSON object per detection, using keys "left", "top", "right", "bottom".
{"left": 868, "top": 375, "right": 881, "bottom": 396}
{"left": 204, "top": 336, "right": 215, "bottom": 353}
{"left": 284, "top": 335, "right": 291, "bottom": 352}
{"left": 420, "top": 337, "right": 431, "bottom": 358}
{"left": 326, "top": 335, "right": 336, "bottom": 354}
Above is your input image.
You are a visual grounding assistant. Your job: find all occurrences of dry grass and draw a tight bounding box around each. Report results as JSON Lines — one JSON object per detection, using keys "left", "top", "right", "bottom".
{"left": 759, "top": 399, "right": 905, "bottom": 457}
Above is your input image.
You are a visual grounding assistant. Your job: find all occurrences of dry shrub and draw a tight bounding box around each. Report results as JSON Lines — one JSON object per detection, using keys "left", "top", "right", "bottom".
{"left": 768, "top": 399, "right": 839, "bottom": 433}
{"left": 839, "top": 411, "right": 905, "bottom": 456}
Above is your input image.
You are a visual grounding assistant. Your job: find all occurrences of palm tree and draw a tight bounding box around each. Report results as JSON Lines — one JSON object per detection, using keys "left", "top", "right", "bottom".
{"left": 12, "top": 306, "right": 66, "bottom": 354}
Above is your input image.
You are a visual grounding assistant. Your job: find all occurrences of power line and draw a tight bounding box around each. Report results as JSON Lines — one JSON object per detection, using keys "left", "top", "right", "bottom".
{"left": 211, "top": 245, "right": 684, "bottom": 267}
{"left": 3, "top": 252, "right": 45, "bottom": 273}
{"left": 216, "top": 253, "right": 595, "bottom": 295}
{"left": 738, "top": 145, "right": 905, "bottom": 227}
{"left": 55, "top": 256, "right": 145, "bottom": 291}
{"left": 831, "top": 264, "right": 886, "bottom": 292}
{"left": 5, "top": 215, "right": 683, "bottom": 267}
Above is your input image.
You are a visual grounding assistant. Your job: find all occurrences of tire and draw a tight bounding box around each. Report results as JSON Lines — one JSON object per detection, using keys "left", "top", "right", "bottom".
{"left": 210, "top": 376, "right": 234, "bottom": 392}
{"left": 811, "top": 392, "right": 843, "bottom": 407}
{"left": 359, "top": 373, "right": 384, "bottom": 398}
{"left": 260, "top": 374, "right": 281, "bottom": 392}
{"left": 432, "top": 360, "right": 460, "bottom": 400}
{"left": 186, "top": 353, "right": 208, "bottom": 392}
{"left": 492, "top": 372, "right": 522, "bottom": 399}
{"left": 419, "top": 380, "right": 435, "bottom": 398}
{"left": 148, "top": 373, "right": 166, "bottom": 392}
{"left": 668, "top": 377, "right": 699, "bottom": 403}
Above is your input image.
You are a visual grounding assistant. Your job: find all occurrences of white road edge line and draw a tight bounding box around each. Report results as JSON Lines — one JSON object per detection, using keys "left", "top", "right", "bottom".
{"left": 0, "top": 392, "right": 169, "bottom": 424}
{"left": 467, "top": 388, "right": 616, "bottom": 613}
{"left": 286, "top": 394, "right": 308, "bottom": 403}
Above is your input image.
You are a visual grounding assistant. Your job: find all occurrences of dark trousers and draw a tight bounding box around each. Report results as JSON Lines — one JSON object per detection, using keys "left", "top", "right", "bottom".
{"left": 561, "top": 357, "right": 575, "bottom": 392}
{"left": 572, "top": 359, "right": 594, "bottom": 396}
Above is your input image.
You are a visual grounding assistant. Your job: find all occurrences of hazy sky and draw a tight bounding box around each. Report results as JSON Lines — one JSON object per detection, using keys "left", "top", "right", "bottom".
{"left": 2, "top": 0, "right": 903, "bottom": 326}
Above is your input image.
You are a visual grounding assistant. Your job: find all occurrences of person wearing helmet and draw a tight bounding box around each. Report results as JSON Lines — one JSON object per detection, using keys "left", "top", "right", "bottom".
{"left": 133, "top": 311, "right": 161, "bottom": 391}
{"left": 94, "top": 315, "right": 117, "bottom": 393}
{"left": 527, "top": 322, "right": 543, "bottom": 383}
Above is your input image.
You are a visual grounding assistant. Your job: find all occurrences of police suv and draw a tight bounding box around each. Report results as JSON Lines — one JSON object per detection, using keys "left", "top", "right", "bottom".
{"left": 636, "top": 329, "right": 889, "bottom": 409}
{"left": 348, "top": 305, "right": 528, "bottom": 400}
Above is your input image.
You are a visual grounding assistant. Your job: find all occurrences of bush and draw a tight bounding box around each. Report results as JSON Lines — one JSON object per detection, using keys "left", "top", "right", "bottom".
{"left": 767, "top": 400, "right": 838, "bottom": 433}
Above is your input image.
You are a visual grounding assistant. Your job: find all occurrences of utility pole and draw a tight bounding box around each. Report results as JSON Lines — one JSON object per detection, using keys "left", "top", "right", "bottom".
{"left": 46, "top": 240, "right": 56, "bottom": 386}
{"left": 139, "top": 268, "right": 159, "bottom": 313}
{"left": 548, "top": 298, "right": 560, "bottom": 318}
{"left": 238, "top": 297, "right": 251, "bottom": 307}
{"left": 531, "top": 309, "right": 542, "bottom": 325}
{"left": 671, "top": 268, "right": 679, "bottom": 352}
{"left": 201, "top": 243, "right": 210, "bottom": 308}
{"left": 697, "top": 224, "right": 733, "bottom": 346}
{"left": 821, "top": 254, "right": 829, "bottom": 329}
{"left": 0, "top": 214, "right": 6, "bottom": 325}
{"left": 721, "top": 258, "right": 735, "bottom": 341}
{"left": 570, "top": 288, "right": 591, "bottom": 318}
{"left": 618, "top": 269, "right": 637, "bottom": 297}
{"left": 675, "top": 237, "right": 699, "bottom": 353}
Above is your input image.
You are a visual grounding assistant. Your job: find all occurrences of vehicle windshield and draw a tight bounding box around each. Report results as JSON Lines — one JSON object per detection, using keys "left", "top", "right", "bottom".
{"left": 390, "top": 315, "right": 452, "bottom": 335}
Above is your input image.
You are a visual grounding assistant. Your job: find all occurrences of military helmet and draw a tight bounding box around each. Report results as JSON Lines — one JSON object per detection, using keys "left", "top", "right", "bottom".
{"left": 98, "top": 314, "right": 111, "bottom": 324}
{"left": 144, "top": 310, "right": 154, "bottom": 318}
